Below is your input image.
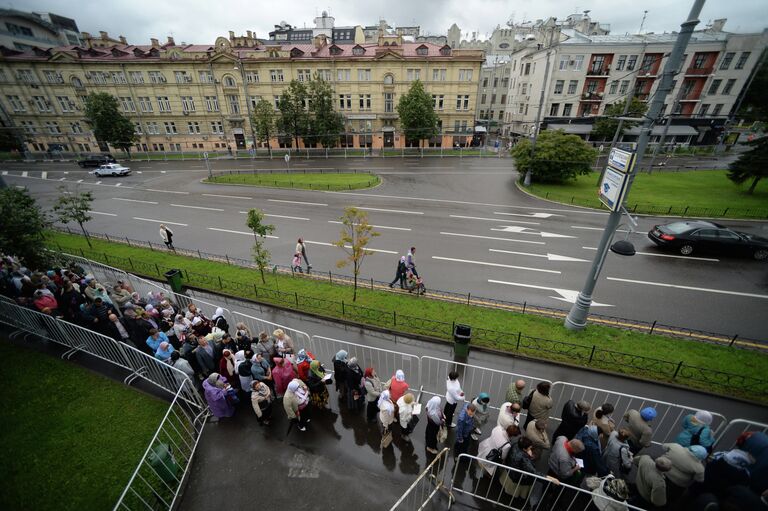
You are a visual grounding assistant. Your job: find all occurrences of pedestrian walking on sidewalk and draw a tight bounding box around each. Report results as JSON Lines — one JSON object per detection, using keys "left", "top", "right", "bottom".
{"left": 388, "top": 256, "right": 407, "bottom": 289}
{"left": 159, "top": 224, "right": 175, "bottom": 251}
{"left": 292, "top": 253, "right": 303, "bottom": 273}
{"left": 296, "top": 238, "right": 311, "bottom": 271}
{"left": 406, "top": 246, "right": 418, "bottom": 277}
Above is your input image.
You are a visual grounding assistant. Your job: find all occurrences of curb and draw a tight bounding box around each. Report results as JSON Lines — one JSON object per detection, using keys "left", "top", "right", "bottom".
{"left": 199, "top": 173, "right": 384, "bottom": 192}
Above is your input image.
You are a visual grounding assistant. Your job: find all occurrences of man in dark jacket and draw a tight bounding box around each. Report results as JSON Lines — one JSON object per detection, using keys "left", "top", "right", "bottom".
{"left": 552, "top": 400, "right": 591, "bottom": 440}
{"left": 388, "top": 256, "right": 408, "bottom": 289}
{"left": 106, "top": 313, "right": 131, "bottom": 344}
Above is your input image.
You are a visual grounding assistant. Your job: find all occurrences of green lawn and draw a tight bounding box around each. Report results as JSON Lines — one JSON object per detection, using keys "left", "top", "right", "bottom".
{"left": 46, "top": 231, "right": 768, "bottom": 403}
{"left": 526, "top": 170, "right": 768, "bottom": 218}
{"left": 0, "top": 339, "right": 169, "bottom": 511}
{"left": 205, "top": 172, "right": 380, "bottom": 190}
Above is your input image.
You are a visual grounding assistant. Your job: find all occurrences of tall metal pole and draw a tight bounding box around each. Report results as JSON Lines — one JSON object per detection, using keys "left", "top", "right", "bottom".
{"left": 523, "top": 24, "right": 556, "bottom": 187}
{"left": 565, "top": 0, "right": 706, "bottom": 331}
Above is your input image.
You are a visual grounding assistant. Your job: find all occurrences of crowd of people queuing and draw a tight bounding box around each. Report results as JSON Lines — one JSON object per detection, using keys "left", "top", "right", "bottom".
{"left": 2, "top": 257, "right": 766, "bottom": 510}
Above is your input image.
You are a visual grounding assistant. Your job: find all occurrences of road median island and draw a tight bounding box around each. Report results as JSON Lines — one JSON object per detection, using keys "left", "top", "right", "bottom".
{"left": 523, "top": 170, "right": 768, "bottom": 219}
{"left": 203, "top": 171, "right": 381, "bottom": 191}
{"left": 46, "top": 231, "right": 768, "bottom": 404}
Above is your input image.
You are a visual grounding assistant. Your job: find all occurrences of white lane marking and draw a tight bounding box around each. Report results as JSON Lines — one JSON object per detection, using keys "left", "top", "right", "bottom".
{"left": 238, "top": 211, "right": 310, "bottom": 221}
{"left": 59, "top": 177, "right": 66, "bottom": 181}
{"left": 355, "top": 206, "right": 424, "bottom": 215}
{"left": 489, "top": 248, "right": 589, "bottom": 262}
{"left": 204, "top": 193, "right": 253, "bottom": 200}
{"left": 63, "top": 171, "right": 69, "bottom": 174}
{"left": 113, "top": 197, "right": 159, "bottom": 205}
{"left": 133, "top": 217, "right": 188, "bottom": 226}
{"left": 489, "top": 280, "right": 613, "bottom": 307}
{"left": 207, "top": 227, "right": 278, "bottom": 239}
{"left": 440, "top": 232, "right": 545, "bottom": 245}
{"left": 434, "top": 256, "right": 560, "bottom": 274}
{"left": 146, "top": 189, "right": 189, "bottom": 194}
{"left": 1, "top": 171, "right": 7, "bottom": 175}
{"left": 115, "top": 183, "right": 122, "bottom": 187}
{"left": 77, "top": 179, "right": 83, "bottom": 183}
{"left": 326, "top": 191, "right": 608, "bottom": 215}
{"left": 160, "top": 170, "right": 166, "bottom": 173}
{"left": 328, "top": 220, "right": 411, "bottom": 231}
{"left": 95, "top": 181, "right": 102, "bottom": 184}
{"left": 21, "top": 171, "right": 28, "bottom": 177}
{"left": 581, "top": 246, "right": 720, "bottom": 262}
{"left": 304, "top": 240, "right": 395, "bottom": 254}
{"left": 572, "top": 225, "right": 628, "bottom": 232}
{"left": 492, "top": 226, "right": 575, "bottom": 239}
{"left": 137, "top": 171, "right": 143, "bottom": 174}
{"left": 170, "top": 203, "right": 225, "bottom": 212}
{"left": 606, "top": 277, "right": 767, "bottom": 299}
{"left": 14, "top": 185, "right": 24, "bottom": 189}
{"left": 450, "top": 214, "right": 539, "bottom": 225}
{"left": 41, "top": 171, "right": 47, "bottom": 179}
{"left": 268, "top": 199, "right": 327, "bottom": 206}
{"left": 493, "top": 212, "right": 562, "bottom": 219}
{"left": 89, "top": 211, "right": 117, "bottom": 216}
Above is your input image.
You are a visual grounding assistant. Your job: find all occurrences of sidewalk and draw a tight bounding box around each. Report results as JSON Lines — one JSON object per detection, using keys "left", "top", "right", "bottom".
{"left": 175, "top": 288, "right": 768, "bottom": 511}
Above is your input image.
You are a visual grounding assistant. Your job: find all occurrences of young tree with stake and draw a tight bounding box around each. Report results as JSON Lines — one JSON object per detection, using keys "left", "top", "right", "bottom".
{"left": 334, "top": 207, "right": 380, "bottom": 301}
{"left": 246, "top": 209, "right": 276, "bottom": 284}
{"left": 53, "top": 186, "right": 94, "bottom": 247}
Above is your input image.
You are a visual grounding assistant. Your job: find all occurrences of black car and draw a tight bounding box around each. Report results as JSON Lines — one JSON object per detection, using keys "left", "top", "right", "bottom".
{"left": 77, "top": 154, "right": 116, "bottom": 168}
{"left": 648, "top": 220, "right": 768, "bottom": 260}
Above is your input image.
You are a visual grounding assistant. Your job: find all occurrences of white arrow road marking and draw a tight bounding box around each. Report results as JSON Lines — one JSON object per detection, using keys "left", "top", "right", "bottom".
{"left": 58, "top": 177, "right": 66, "bottom": 181}
{"left": 572, "top": 225, "right": 629, "bottom": 232}
{"left": 41, "top": 171, "right": 47, "bottom": 179}
{"left": 440, "top": 232, "right": 545, "bottom": 245}
{"left": 449, "top": 214, "right": 540, "bottom": 225}
{"left": 328, "top": 220, "right": 410, "bottom": 231}
{"left": 304, "top": 240, "right": 396, "bottom": 254}
{"left": 433, "top": 256, "right": 560, "bottom": 274}
{"left": 493, "top": 212, "right": 562, "bottom": 219}
{"left": 489, "top": 280, "right": 613, "bottom": 307}
{"left": 207, "top": 227, "right": 278, "bottom": 239}
{"left": 115, "top": 182, "right": 122, "bottom": 187}
{"left": 582, "top": 247, "right": 719, "bottom": 262}
{"left": 489, "top": 248, "right": 589, "bottom": 262}
{"left": 21, "top": 171, "right": 28, "bottom": 177}
{"left": 77, "top": 179, "right": 83, "bottom": 183}
{"left": 492, "top": 226, "right": 575, "bottom": 239}
{"left": 606, "top": 277, "right": 768, "bottom": 299}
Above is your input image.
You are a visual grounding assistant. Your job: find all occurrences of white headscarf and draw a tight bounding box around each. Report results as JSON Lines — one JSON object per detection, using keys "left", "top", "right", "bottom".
{"left": 378, "top": 390, "right": 394, "bottom": 413}
{"left": 287, "top": 380, "right": 301, "bottom": 393}
{"left": 213, "top": 307, "right": 225, "bottom": 321}
{"left": 426, "top": 396, "right": 443, "bottom": 423}
{"left": 395, "top": 370, "right": 405, "bottom": 382}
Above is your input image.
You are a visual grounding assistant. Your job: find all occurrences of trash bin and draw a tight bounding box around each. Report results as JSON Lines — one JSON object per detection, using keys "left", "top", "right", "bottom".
{"left": 164, "top": 269, "right": 183, "bottom": 293}
{"left": 148, "top": 443, "right": 180, "bottom": 486}
{"left": 453, "top": 323, "right": 471, "bottom": 357}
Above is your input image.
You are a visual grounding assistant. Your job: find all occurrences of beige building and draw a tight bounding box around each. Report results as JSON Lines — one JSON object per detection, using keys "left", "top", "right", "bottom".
{"left": 0, "top": 30, "right": 482, "bottom": 154}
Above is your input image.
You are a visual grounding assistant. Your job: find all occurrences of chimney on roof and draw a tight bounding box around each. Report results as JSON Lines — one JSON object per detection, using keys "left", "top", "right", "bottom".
{"left": 313, "top": 33, "right": 328, "bottom": 49}
{"left": 119, "top": 35, "right": 127, "bottom": 45}
{"left": 167, "top": 36, "right": 175, "bottom": 46}
{"left": 82, "top": 31, "right": 92, "bottom": 40}
{"left": 247, "top": 30, "right": 252, "bottom": 38}
{"left": 229, "top": 30, "right": 235, "bottom": 40}
{"left": 100, "top": 31, "right": 109, "bottom": 40}
{"left": 151, "top": 38, "right": 160, "bottom": 48}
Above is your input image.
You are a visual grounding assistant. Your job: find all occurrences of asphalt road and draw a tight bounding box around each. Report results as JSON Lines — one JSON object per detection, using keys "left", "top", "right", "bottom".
{"left": 3, "top": 156, "right": 767, "bottom": 341}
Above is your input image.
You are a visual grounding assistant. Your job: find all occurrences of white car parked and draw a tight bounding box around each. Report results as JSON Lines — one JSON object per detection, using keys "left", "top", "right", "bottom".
{"left": 91, "top": 163, "right": 131, "bottom": 177}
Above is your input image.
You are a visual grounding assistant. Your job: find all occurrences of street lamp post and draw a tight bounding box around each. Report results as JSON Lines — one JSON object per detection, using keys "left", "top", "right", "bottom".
{"left": 565, "top": 0, "right": 706, "bottom": 331}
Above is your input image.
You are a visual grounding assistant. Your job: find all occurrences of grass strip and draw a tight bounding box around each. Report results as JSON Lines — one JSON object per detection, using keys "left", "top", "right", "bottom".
{"left": 205, "top": 172, "right": 380, "bottom": 191}
{"left": 0, "top": 339, "right": 169, "bottom": 511}
{"left": 526, "top": 170, "right": 768, "bottom": 219}
{"left": 45, "top": 231, "right": 768, "bottom": 403}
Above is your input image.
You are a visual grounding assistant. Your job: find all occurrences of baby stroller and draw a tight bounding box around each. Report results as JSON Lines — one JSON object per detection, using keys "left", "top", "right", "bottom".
{"left": 405, "top": 270, "right": 426, "bottom": 295}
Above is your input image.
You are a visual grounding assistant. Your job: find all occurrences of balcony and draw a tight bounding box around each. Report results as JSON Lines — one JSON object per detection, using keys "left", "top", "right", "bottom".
{"left": 635, "top": 93, "right": 650, "bottom": 101}
{"left": 685, "top": 66, "right": 714, "bottom": 76}
{"left": 581, "top": 91, "right": 604, "bottom": 101}
{"left": 586, "top": 66, "right": 608, "bottom": 76}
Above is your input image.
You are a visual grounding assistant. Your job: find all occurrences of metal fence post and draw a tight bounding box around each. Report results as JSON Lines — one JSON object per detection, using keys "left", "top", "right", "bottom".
{"left": 218, "top": 276, "right": 223, "bottom": 288}
{"left": 393, "top": 310, "right": 397, "bottom": 326}
{"left": 341, "top": 301, "right": 345, "bottom": 316}
{"left": 154, "top": 263, "right": 160, "bottom": 276}
{"left": 588, "top": 345, "right": 596, "bottom": 363}
{"left": 649, "top": 320, "right": 657, "bottom": 335}
{"left": 673, "top": 361, "right": 684, "bottom": 379}
{"left": 729, "top": 334, "right": 739, "bottom": 347}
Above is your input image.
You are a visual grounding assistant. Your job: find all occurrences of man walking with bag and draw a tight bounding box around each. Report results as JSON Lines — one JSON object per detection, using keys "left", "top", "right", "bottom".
{"left": 159, "top": 224, "right": 175, "bottom": 251}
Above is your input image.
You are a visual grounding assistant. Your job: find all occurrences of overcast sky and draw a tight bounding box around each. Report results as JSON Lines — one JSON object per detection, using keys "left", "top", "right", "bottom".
{"left": 10, "top": 0, "right": 767, "bottom": 45}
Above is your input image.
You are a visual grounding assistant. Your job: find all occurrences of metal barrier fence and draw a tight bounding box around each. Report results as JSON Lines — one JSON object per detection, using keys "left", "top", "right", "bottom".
{"left": 448, "top": 453, "right": 647, "bottom": 511}
{"left": 390, "top": 448, "right": 452, "bottom": 511}
{"left": 233, "top": 310, "right": 311, "bottom": 350}
{"left": 420, "top": 355, "right": 551, "bottom": 415}
{"left": 712, "top": 419, "right": 768, "bottom": 450}
{"left": 309, "top": 335, "right": 421, "bottom": 385}
{"left": 549, "top": 382, "right": 728, "bottom": 446}
{"left": 113, "top": 378, "right": 208, "bottom": 511}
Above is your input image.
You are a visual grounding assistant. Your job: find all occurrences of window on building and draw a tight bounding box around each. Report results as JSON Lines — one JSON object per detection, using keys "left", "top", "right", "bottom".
{"left": 273, "top": 95, "right": 281, "bottom": 109}
{"left": 129, "top": 71, "right": 144, "bottom": 84}
{"left": 586, "top": 80, "right": 599, "bottom": 94}
{"left": 108, "top": 71, "right": 126, "bottom": 84}
{"left": 297, "top": 69, "right": 311, "bottom": 81}
{"left": 138, "top": 96, "right": 153, "bottom": 112}
{"left": 433, "top": 68, "right": 447, "bottom": 81}
{"left": 416, "top": 46, "right": 428, "bottom": 56}
{"left": 359, "top": 94, "right": 371, "bottom": 110}
{"left": 712, "top": 104, "right": 724, "bottom": 116}
{"left": 133, "top": 122, "right": 142, "bottom": 134}
{"left": 699, "top": 104, "right": 710, "bottom": 117}
{"left": 187, "top": 121, "right": 201, "bottom": 134}
{"left": 521, "top": 83, "right": 528, "bottom": 95}
{"left": 19, "top": 120, "right": 36, "bottom": 133}
{"left": 246, "top": 71, "right": 260, "bottom": 83}
{"left": 708, "top": 79, "right": 722, "bottom": 95}
{"left": 70, "top": 122, "right": 83, "bottom": 134}
{"left": 198, "top": 70, "right": 214, "bottom": 83}
{"left": 249, "top": 95, "right": 261, "bottom": 110}
{"left": 562, "top": 104, "right": 572, "bottom": 116}
{"left": 554, "top": 80, "right": 564, "bottom": 94}
{"left": 722, "top": 79, "right": 736, "bottom": 95}
{"left": 6, "top": 95, "right": 24, "bottom": 112}
{"left": 480, "top": 93, "right": 487, "bottom": 104}
{"left": 357, "top": 69, "right": 371, "bottom": 81}
{"left": 181, "top": 96, "right": 195, "bottom": 112}
{"left": 692, "top": 54, "right": 706, "bottom": 69}
{"left": 268, "top": 69, "right": 284, "bottom": 82}
{"left": 71, "top": 77, "right": 83, "bottom": 88}
{"left": 567, "top": 80, "right": 578, "bottom": 94}
{"left": 32, "top": 96, "right": 51, "bottom": 112}
{"left": 680, "top": 80, "right": 695, "bottom": 99}
{"left": 45, "top": 121, "right": 61, "bottom": 134}
{"left": 482, "top": 77, "right": 488, "bottom": 87}
{"left": 338, "top": 94, "right": 352, "bottom": 110}
{"left": 491, "top": 94, "right": 497, "bottom": 104}
{"left": 148, "top": 71, "right": 166, "bottom": 84}
{"left": 502, "top": 77, "right": 509, "bottom": 88}
{"left": 559, "top": 55, "right": 570, "bottom": 71}
{"left": 204, "top": 96, "right": 219, "bottom": 112}
{"left": 458, "top": 69, "right": 473, "bottom": 81}
{"left": 352, "top": 46, "right": 365, "bottom": 56}
{"left": 572, "top": 55, "right": 584, "bottom": 71}
{"left": 454, "top": 120, "right": 461, "bottom": 132}
{"left": 157, "top": 96, "right": 171, "bottom": 112}
{"left": 5, "top": 22, "right": 34, "bottom": 37}
{"left": 523, "top": 63, "right": 531, "bottom": 75}
{"left": 735, "top": 52, "right": 750, "bottom": 69}
{"left": 615, "top": 55, "right": 627, "bottom": 71}
{"left": 493, "top": 77, "right": 499, "bottom": 88}
{"left": 639, "top": 54, "right": 655, "bottom": 73}
{"left": 336, "top": 69, "right": 351, "bottom": 81}
{"left": 619, "top": 80, "right": 629, "bottom": 94}
{"left": 550, "top": 103, "right": 560, "bottom": 116}
{"left": 118, "top": 96, "right": 135, "bottom": 112}
{"left": 518, "top": 103, "right": 524, "bottom": 114}
{"left": 146, "top": 122, "right": 159, "bottom": 134}
{"left": 223, "top": 75, "right": 236, "bottom": 87}
{"left": 43, "top": 70, "right": 63, "bottom": 84}
{"left": 406, "top": 69, "right": 421, "bottom": 81}
{"left": 384, "top": 93, "right": 394, "bottom": 113}
{"left": 56, "top": 96, "right": 73, "bottom": 112}
{"left": 210, "top": 121, "right": 224, "bottom": 134}
{"left": 164, "top": 122, "right": 177, "bottom": 135}
{"left": 226, "top": 95, "right": 240, "bottom": 114}
{"left": 456, "top": 94, "right": 470, "bottom": 110}
{"left": 432, "top": 94, "right": 444, "bottom": 110}
{"left": 609, "top": 81, "right": 618, "bottom": 94}
{"left": 626, "top": 55, "right": 637, "bottom": 70}
{"left": 317, "top": 69, "right": 332, "bottom": 81}
{"left": 719, "top": 52, "right": 735, "bottom": 70}
{"left": 16, "top": 69, "right": 35, "bottom": 84}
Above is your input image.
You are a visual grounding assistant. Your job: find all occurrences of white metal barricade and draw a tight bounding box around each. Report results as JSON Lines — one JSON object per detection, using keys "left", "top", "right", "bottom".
{"left": 550, "top": 382, "right": 728, "bottom": 445}
{"left": 232, "top": 310, "right": 311, "bottom": 351}
{"left": 420, "top": 355, "right": 551, "bottom": 420}
{"left": 309, "top": 335, "right": 421, "bottom": 384}
{"left": 714, "top": 418, "right": 768, "bottom": 450}
{"left": 389, "top": 448, "right": 452, "bottom": 510}
{"left": 60, "top": 252, "right": 132, "bottom": 289}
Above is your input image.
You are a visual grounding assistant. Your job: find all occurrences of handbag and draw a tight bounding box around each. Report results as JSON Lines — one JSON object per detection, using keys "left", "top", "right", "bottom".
{"left": 437, "top": 424, "right": 448, "bottom": 444}
{"left": 381, "top": 429, "right": 393, "bottom": 448}
{"left": 486, "top": 441, "right": 511, "bottom": 464}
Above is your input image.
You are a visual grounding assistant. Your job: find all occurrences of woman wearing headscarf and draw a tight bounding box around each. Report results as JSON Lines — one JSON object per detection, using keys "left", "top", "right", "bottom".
{"left": 191, "top": 316, "right": 211, "bottom": 337}
{"left": 273, "top": 329, "right": 295, "bottom": 360}
{"left": 284, "top": 379, "right": 310, "bottom": 431}
{"left": 397, "top": 392, "right": 418, "bottom": 442}
{"left": 296, "top": 349, "right": 315, "bottom": 382}
{"left": 154, "top": 341, "right": 175, "bottom": 362}
{"left": 378, "top": 390, "right": 396, "bottom": 446}
{"left": 346, "top": 357, "right": 365, "bottom": 411}
{"left": 251, "top": 380, "right": 273, "bottom": 426}
{"left": 333, "top": 350, "right": 349, "bottom": 400}
{"left": 388, "top": 370, "right": 409, "bottom": 403}
{"left": 675, "top": 410, "right": 715, "bottom": 453}
{"left": 219, "top": 349, "right": 239, "bottom": 390}
{"left": 703, "top": 447, "right": 754, "bottom": 496}
{"left": 272, "top": 357, "right": 297, "bottom": 398}
{"left": 159, "top": 299, "right": 175, "bottom": 317}
{"left": 471, "top": 393, "right": 491, "bottom": 440}
{"left": 307, "top": 360, "right": 330, "bottom": 409}
{"left": 173, "top": 314, "right": 191, "bottom": 343}
{"left": 250, "top": 353, "right": 275, "bottom": 396}
{"left": 203, "top": 373, "right": 235, "bottom": 420}
{"left": 211, "top": 307, "right": 229, "bottom": 333}
{"left": 364, "top": 367, "right": 383, "bottom": 423}
{"left": 425, "top": 396, "right": 445, "bottom": 454}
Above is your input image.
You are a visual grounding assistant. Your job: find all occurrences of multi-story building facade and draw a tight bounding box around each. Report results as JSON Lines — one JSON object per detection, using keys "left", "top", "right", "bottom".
{"left": 0, "top": 8, "right": 82, "bottom": 51}
{"left": 0, "top": 31, "right": 482, "bottom": 153}
{"left": 503, "top": 20, "right": 767, "bottom": 145}
{"left": 476, "top": 56, "right": 511, "bottom": 132}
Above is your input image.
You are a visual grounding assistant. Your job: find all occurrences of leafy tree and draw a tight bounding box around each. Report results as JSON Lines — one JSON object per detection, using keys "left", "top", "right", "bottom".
{"left": 53, "top": 186, "right": 94, "bottom": 247}
{"left": 591, "top": 97, "right": 648, "bottom": 141}
{"left": 246, "top": 208, "right": 276, "bottom": 284}
{"left": 0, "top": 187, "right": 50, "bottom": 269}
{"left": 334, "top": 207, "right": 379, "bottom": 302}
{"left": 728, "top": 136, "right": 768, "bottom": 194}
{"left": 277, "top": 80, "right": 309, "bottom": 149}
{"left": 308, "top": 77, "right": 345, "bottom": 148}
{"left": 511, "top": 130, "right": 597, "bottom": 184}
{"left": 252, "top": 99, "right": 276, "bottom": 157}
{"left": 396, "top": 80, "right": 439, "bottom": 146}
{"left": 737, "top": 57, "right": 768, "bottom": 123}
{"left": 83, "top": 92, "right": 137, "bottom": 155}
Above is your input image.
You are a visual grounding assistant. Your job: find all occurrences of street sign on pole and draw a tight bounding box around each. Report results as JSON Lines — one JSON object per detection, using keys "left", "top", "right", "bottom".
{"left": 606, "top": 147, "right": 635, "bottom": 173}
{"left": 599, "top": 167, "right": 630, "bottom": 211}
